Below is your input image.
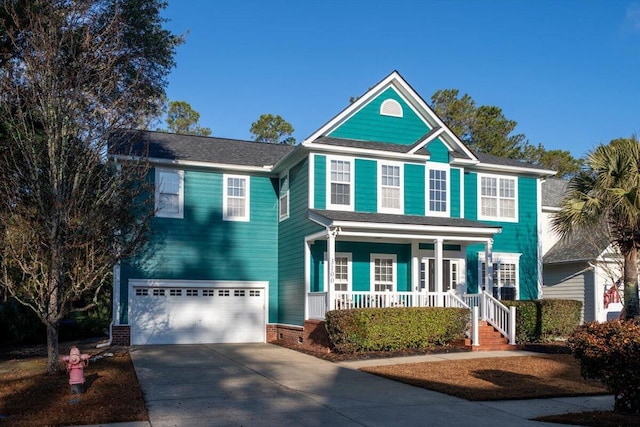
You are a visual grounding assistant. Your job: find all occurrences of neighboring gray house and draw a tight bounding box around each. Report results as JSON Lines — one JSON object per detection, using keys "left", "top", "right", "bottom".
{"left": 541, "top": 178, "right": 622, "bottom": 322}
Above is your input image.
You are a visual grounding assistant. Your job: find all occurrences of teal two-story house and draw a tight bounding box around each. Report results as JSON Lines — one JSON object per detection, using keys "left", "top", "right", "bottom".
{"left": 110, "top": 71, "right": 554, "bottom": 346}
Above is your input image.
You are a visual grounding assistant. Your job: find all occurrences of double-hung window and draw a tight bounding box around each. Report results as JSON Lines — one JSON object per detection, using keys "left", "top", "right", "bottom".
{"left": 371, "top": 254, "right": 397, "bottom": 292}
{"left": 328, "top": 157, "right": 353, "bottom": 210}
{"left": 279, "top": 172, "right": 289, "bottom": 221}
{"left": 478, "top": 174, "right": 518, "bottom": 221}
{"left": 378, "top": 162, "right": 403, "bottom": 213}
{"left": 427, "top": 163, "right": 449, "bottom": 216}
{"left": 223, "top": 174, "right": 250, "bottom": 221}
{"left": 155, "top": 169, "right": 184, "bottom": 218}
{"left": 478, "top": 252, "right": 520, "bottom": 300}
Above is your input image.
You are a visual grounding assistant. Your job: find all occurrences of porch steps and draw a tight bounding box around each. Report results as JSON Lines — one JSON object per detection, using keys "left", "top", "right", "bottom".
{"left": 465, "top": 321, "right": 519, "bottom": 352}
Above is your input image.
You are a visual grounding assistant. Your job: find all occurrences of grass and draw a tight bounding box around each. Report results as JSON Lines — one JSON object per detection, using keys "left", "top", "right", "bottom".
{"left": 0, "top": 342, "right": 147, "bottom": 427}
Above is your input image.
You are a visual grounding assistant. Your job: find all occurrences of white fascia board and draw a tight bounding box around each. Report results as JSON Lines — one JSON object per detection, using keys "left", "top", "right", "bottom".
{"left": 472, "top": 162, "right": 556, "bottom": 177}
{"left": 340, "top": 230, "right": 495, "bottom": 243}
{"left": 451, "top": 158, "right": 479, "bottom": 166}
{"left": 408, "top": 127, "right": 445, "bottom": 155}
{"left": 302, "top": 72, "right": 403, "bottom": 145}
{"left": 111, "top": 154, "right": 274, "bottom": 174}
{"left": 307, "top": 143, "right": 428, "bottom": 162}
{"left": 329, "top": 220, "right": 501, "bottom": 236}
{"left": 309, "top": 211, "right": 333, "bottom": 228}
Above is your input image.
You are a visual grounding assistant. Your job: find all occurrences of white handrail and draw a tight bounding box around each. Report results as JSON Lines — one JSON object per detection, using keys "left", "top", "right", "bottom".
{"left": 481, "top": 291, "right": 515, "bottom": 343}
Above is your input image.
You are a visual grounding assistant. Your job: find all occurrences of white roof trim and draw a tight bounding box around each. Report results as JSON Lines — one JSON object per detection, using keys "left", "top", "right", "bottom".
{"left": 473, "top": 162, "right": 556, "bottom": 176}
{"left": 111, "top": 154, "right": 275, "bottom": 173}
{"left": 302, "top": 71, "right": 478, "bottom": 162}
{"left": 408, "top": 127, "right": 445, "bottom": 155}
{"left": 307, "top": 142, "right": 429, "bottom": 161}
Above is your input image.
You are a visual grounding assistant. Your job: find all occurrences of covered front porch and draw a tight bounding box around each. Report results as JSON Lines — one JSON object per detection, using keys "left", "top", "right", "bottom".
{"left": 303, "top": 209, "right": 517, "bottom": 346}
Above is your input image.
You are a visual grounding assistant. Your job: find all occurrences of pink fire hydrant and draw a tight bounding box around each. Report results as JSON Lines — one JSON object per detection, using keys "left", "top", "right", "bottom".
{"left": 61, "top": 346, "right": 90, "bottom": 394}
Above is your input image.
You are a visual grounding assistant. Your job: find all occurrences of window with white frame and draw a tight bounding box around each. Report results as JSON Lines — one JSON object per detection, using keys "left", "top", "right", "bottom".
{"left": 380, "top": 99, "right": 403, "bottom": 117}
{"left": 378, "top": 163, "right": 403, "bottom": 213}
{"left": 155, "top": 169, "right": 184, "bottom": 218}
{"left": 333, "top": 253, "right": 352, "bottom": 292}
{"left": 371, "top": 254, "right": 397, "bottom": 292}
{"left": 478, "top": 252, "right": 521, "bottom": 300}
{"left": 328, "top": 157, "right": 353, "bottom": 210}
{"left": 478, "top": 174, "right": 518, "bottom": 221}
{"left": 279, "top": 172, "right": 289, "bottom": 221}
{"left": 223, "top": 174, "right": 250, "bottom": 221}
{"left": 427, "top": 164, "right": 449, "bottom": 215}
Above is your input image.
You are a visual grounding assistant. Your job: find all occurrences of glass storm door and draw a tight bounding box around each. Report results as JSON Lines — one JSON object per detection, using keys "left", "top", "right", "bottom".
{"left": 419, "top": 259, "right": 459, "bottom": 293}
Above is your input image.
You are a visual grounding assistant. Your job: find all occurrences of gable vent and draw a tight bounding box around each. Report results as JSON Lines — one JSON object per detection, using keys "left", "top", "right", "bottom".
{"left": 380, "top": 99, "right": 403, "bottom": 117}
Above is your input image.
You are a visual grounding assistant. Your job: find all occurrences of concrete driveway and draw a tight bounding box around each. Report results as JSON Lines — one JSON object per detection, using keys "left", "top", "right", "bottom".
{"left": 130, "top": 344, "right": 611, "bottom": 427}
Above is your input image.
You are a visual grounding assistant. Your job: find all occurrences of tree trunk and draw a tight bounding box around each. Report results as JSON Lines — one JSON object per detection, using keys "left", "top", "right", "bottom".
{"left": 46, "top": 321, "right": 60, "bottom": 374}
{"left": 623, "top": 246, "right": 640, "bottom": 320}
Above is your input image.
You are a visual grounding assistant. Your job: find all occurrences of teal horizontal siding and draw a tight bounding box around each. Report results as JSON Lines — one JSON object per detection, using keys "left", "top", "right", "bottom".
{"left": 121, "top": 169, "right": 279, "bottom": 323}
{"left": 313, "top": 154, "right": 326, "bottom": 209}
{"left": 329, "top": 87, "right": 429, "bottom": 145}
{"left": 405, "top": 163, "right": 425, "bottom": 216}
{"left": 426, "top": 138, "right": 449, "bottom": 163}
{"left": 355, "top": 159, "right": 377, "bottom": 212}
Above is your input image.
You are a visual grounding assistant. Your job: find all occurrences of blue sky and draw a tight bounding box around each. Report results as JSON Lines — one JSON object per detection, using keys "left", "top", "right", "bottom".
{"left": 161, "top": 0, "right": 640, "bottom": 159}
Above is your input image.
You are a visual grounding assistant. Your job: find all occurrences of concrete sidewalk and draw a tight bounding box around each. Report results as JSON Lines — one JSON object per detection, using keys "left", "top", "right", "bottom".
{"left": 128, "top": 344, "right": 613, "bottom": 427}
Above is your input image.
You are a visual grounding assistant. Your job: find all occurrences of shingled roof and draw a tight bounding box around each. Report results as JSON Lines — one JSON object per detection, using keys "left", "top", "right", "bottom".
{"left": 543, "top": 220, "right": 612, "bottom": 264}
{"left": 542, "top": 178, "right": 569, "bottom": 207}
{"left": 111, "top": 130, "right": 295, "bottom": 168}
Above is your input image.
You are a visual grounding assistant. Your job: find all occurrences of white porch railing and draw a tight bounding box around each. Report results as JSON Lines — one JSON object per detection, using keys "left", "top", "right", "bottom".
{"left": 307, "top": 289, "right": 517, "bottom": 345}
{"left": 308, "top": 292, "right": 328, "bottom": 320}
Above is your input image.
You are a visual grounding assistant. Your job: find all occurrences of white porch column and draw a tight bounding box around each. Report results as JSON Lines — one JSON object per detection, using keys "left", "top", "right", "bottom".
{"left": 435, "top": 238, "right": 444, "bottom": 306}
{"left": 304, "top": 238, "right": 311, "bottom": 320}
{"left": 486, "top": 238, "right": 494, "bottom": 296}
{"left": 327, "top": 228, "right": 336, "bottom": 311}
{"left": 411, "top": 241, "right": 419, "bottom": 292}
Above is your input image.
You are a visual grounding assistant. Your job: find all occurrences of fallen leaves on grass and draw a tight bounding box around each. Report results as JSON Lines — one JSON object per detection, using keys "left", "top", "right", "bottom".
{"left": 0, "top": 350, "right": 147, "bottom": 427}
{"left": 361, "top": 354, "right": 608, "bottom": 401}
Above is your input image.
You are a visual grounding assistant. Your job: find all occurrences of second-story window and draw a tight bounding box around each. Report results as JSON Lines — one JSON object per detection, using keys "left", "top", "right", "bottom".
{"left": 279, "top": 172, "right": 289, "bottom": 221}
{"left": 328, "top": 157, "right": 353, "bottom": 210}
{"left": 427, "top": 164, "right": 449, "bottom": 216}
{"left": 155, "top": 169, "right": 184, "bottom": 219}
{"left": 379, "top": 163, "right": 403, "bottom": 214}
{"left": 223, "top": 174, "right": 250, "bottom": 221}
{"left": 478, "top": 174, "right": 518, "bottom": 221}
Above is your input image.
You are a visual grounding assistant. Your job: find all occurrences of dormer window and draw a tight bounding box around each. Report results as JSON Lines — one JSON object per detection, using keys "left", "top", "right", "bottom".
{"left": 380, "top": 99, "right": 403, "bottom": 117}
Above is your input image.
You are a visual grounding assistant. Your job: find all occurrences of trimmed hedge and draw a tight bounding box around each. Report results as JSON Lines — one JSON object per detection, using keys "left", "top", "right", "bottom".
{"left": 324, "top": 307, "right": 468, "bottom": 353}
{"left": 502, "top": 299, "right": 582, "bottom": 343}
{"left": 569, "top": 320, "right": 640, "bottom": 414}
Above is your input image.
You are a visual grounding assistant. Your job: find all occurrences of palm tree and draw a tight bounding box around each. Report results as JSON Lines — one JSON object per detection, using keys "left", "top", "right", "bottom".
{"left": 552, "top": 136, "right": 640, "bottom": 320}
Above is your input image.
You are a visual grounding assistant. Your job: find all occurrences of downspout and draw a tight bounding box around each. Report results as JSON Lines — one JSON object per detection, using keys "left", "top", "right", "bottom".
{"left": 97, "top": 262, "right": 120, "bottom": 349}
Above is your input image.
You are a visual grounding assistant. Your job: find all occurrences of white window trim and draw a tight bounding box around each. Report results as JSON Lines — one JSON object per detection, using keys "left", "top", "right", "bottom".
{"left": 279, "top": 171, "right": 289, "bottom": 221}
{"left": 223, "top": 174, "right": 250, "bottom": 222}
{"left": 155, "top": 168, "right": 184, "bottom": 219}
{"left": 477, "top": 173, "right": 519, "bottom": 222}
{"left": 324, "top": 252, "right": 353, "bottom": 292}
{"left": 477, "top": 252, "right": 521, "bottom": 298}
{"left": 370, "top": 253, "right": 397, "bottom": 292}
{"left": 380, "top": 99, "right": 403, "bottom": 117}
{"left": 377, "top": 161, "right": 404, "bottom": 214}
{"left": 426, "top": 162, "right": 450, "bottom": 217}
{"left": 326, "top": 156, "right": 354, "bottom": 211}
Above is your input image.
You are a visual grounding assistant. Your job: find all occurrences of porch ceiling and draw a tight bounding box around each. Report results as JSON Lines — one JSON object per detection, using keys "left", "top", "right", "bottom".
{"left": 308, "top": 209, "right": 501, "bottom": 242}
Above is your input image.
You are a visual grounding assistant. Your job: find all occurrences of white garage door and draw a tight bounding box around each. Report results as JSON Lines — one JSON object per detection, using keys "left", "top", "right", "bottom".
{"left": 129, "top": 280, "right": 267, "bottom": 345}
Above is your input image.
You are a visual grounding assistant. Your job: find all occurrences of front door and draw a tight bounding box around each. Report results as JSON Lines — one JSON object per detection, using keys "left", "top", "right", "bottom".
{"left": 418, "top": 258, "right": 459, "bottom": 293}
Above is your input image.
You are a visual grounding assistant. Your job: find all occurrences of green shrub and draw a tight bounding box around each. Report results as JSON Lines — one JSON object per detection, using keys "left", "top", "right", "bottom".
{"left": 539, "top": 299, "right": 582, "bottom": 339}
{"left": 325, "top": 307, "right": 468, "bottom": 353}
{"left": 502, "top": 299, "right": 582, "bottom": 343}
{"left": 501, "top": 300, "right": 538, "bottom": 343}
{"left": 569, "top": 321, "right": 640, "bottom": 414}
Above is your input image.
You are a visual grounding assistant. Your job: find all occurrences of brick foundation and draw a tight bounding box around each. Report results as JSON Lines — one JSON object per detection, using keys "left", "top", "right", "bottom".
{"left": 267, "top": 323, "right": 304, "bottom": 346}
{"left": 266, "top": 321, "right": 332, "bottom": 353}
{"left": 112, "top": 325, "right": 131, "bottom": 346}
